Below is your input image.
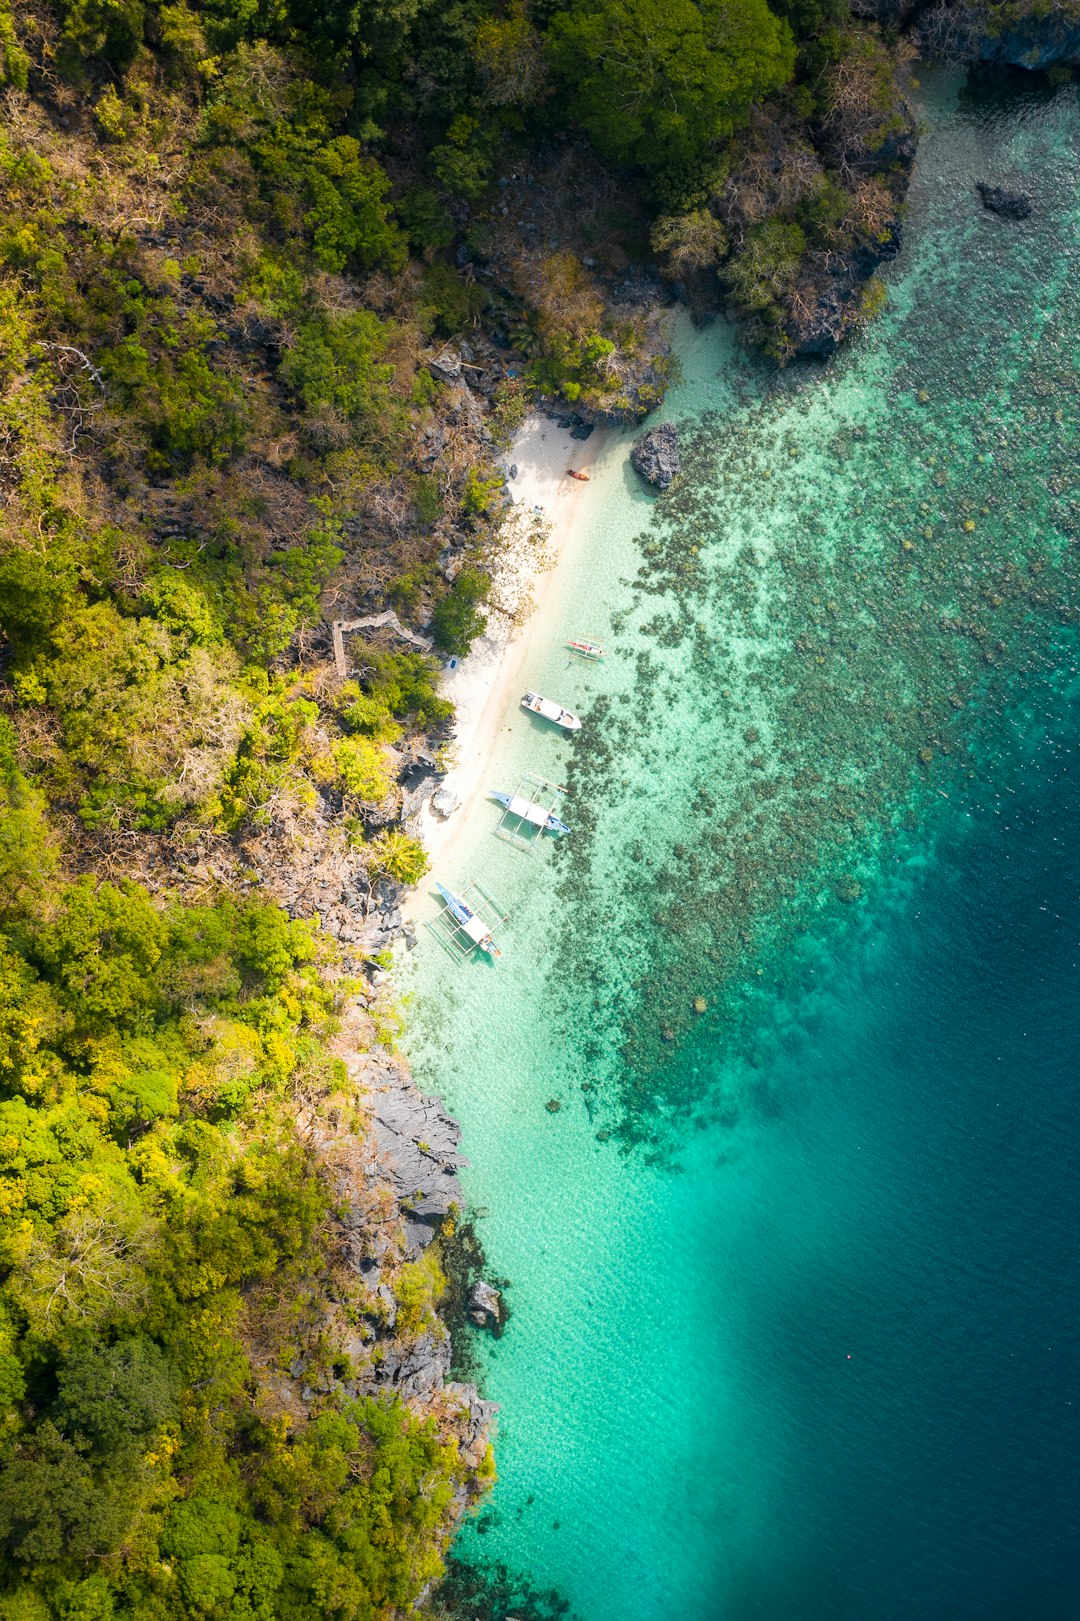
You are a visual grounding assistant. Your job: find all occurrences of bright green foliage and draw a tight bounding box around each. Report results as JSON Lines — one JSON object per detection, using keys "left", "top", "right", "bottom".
{"left": 0, "top": 2, "right": 29, "bottom": 89}
{"left": 339, "top": 650, "right": 452, "bottom": 741}
{"left": 201, "top": 47, "right": 405, "bottom": 278}
{"left": 528, "top": 329, "right": 616, "bottom": 405}
{"left": 460, "top": 467, "right": 504, "bottom": 516}
{"left": 0, "top": 853, "right": 468, "bottom": 1615}
{"left": 35, "top": 877, "right": 166, "bottom": 1028}
{"left": 216, "top": 685, "right": 320, "bottom": 832}
{"left": 303, "top": 137, "right": 407, "bottom": 274}
{"left": 281, "top": 313, "right": 400, "bottom": 438}
{"left": 0, "top": 720, "right": 56, "bottom": 926}
{"left": 367, "top": 829, "right": 430, "bottom": 886}
{"left": 546, "top": 0, "right": 797, "bottom": 174}
{"left": 322, "top": 735, "right": 395, "bottom": 803}
{"left": 431, "top": 567, "right": 490, "bottom": 658}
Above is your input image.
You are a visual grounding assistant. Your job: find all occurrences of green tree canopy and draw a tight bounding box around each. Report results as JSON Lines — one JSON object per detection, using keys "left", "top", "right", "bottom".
{"left": 546, "top": 0, "right": 796, "bottom": 173}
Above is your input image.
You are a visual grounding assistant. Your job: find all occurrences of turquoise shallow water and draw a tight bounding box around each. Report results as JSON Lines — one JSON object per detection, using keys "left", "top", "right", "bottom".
{"left": 403, "top": 70, "right": 1080, "bottom": 1619}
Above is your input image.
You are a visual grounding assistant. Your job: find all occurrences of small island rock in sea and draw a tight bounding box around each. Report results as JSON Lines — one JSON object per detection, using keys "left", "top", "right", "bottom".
{"left": 630, "top": 423, "right": 681, "bottom": 490}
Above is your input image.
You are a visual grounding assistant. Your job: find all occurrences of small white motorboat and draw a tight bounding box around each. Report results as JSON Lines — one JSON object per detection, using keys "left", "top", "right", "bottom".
{"left": 521, "top": 690, "right": 582, "bottom": 731}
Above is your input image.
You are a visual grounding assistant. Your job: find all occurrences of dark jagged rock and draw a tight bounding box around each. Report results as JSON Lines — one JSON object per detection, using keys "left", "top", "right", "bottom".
{"left": 630, "top": 423, "right": 680, "bottom": 490}
{"left": 977, "top": 181, "right": 1033, "bottom": 220}
{"left": 918, "top": 2, "right": 1080, "bottom": 67}
{"left": 374, "top": 1327, "right": 450, "bottom": 1401}
{"left": 467, "top": 1280, "right": 503, "bottom": 1328}
{"left": 786, "top": 233, "right": 903, "bottom": 360}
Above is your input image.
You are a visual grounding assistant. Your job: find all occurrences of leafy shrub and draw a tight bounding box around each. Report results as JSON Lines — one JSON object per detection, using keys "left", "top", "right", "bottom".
{"left": 430, "top": 115, "right": 496, "bottom": 201}
{"left": 302, "top": 136, "right": 407, "bottom": 275}
{"left": 431, "top": 567, "right": 490, "bottom": 657}
{"left": 280, "top": 312, "right": 402, "bottom": 450}
{"left": 723, "top": 219, "right": 807, "bottom": 320}
{"left": 319, "top": 736, "right": 394, "bottom": 803}
{"left": 528, "top": 329, "right": 616, "bottom": 403}
{"left": 367, "top": 829, "right": 430, "bottom": 886}
{"left": 546, "top": 0, "right": 796, "bottom": 175}
{"left": 0, "top": 2, "right": 30, "bottom": 89}
{"left": 461, "top": 467, "right": 504, "bottom": 516}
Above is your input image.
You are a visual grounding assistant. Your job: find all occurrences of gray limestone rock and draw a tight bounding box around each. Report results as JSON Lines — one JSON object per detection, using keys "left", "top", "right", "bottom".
{"left": 630, "top": 423, "right": 680, "bottom": 490}
{"left": 428, "top": 348, "right": 462, "bottom": 381}
{"left": 467, "top": 1279, "right": 502, "bottom": 1327}
{"left": 432, "top": 787, "right": 461, "bottom": 819}
{"left": 375, "top": 1328, "right": 451, "bottom": 1401}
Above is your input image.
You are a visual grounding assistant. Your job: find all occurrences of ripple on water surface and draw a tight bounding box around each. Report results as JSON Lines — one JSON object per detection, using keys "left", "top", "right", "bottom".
{"left": 403, "top": 70, "right": 1080, "bottom": 1621}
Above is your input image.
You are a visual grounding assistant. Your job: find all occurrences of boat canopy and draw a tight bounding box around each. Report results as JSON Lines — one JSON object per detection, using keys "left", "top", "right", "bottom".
{"left": 462, "top": 913, "right": 491, "bottom": 945}
{"left": 507, "top": 795, "right": 549, "bottom": 825}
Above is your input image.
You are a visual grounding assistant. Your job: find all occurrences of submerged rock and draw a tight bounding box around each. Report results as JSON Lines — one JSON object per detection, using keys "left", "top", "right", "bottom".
{"left": 631, "top": 423, "right": 681, "bottom": 490}
{"left": 977, "top": 182, "right": 1033, "bottom": 221}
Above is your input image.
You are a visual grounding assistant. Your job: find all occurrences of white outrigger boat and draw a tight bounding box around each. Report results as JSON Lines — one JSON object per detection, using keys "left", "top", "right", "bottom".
{"left": 435, "top": 882, "right": 502, "bottom": 957}
{"left": 490, "top": 789, "right": 571, "bottom": 836}
{"left": 521, "top": 690, "right": 582, "bottom": 731}
{"left": 567, "top": 637, "right": 605, "bottom": 661}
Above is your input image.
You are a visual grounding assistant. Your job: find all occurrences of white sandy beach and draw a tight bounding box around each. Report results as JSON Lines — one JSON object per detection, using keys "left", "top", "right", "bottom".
{"left": 403, "top": 414, "right": 610, "bottom": 916}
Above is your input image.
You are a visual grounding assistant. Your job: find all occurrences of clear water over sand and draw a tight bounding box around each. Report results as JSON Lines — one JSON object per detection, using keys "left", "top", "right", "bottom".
{"left": 402, "top": 71, "right": 1080, "bottom": 1619}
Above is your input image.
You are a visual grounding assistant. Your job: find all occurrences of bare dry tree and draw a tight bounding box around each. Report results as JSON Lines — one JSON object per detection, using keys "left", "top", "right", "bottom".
{"left": 19, "top": 1209, "right": 156, "bottom": 1329}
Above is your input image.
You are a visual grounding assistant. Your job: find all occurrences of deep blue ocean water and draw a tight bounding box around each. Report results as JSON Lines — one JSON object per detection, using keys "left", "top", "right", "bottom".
{"left": 711, "top": 700, "right": 1080, "bottom": 1618}
{"left": 405, "top": 69, "right": 1080, "bottom": 1620}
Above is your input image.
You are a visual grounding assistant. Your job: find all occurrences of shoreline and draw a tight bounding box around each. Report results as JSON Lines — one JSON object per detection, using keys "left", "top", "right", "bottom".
{"left": 404, "top": 413, "right": 612, "bottom": 913}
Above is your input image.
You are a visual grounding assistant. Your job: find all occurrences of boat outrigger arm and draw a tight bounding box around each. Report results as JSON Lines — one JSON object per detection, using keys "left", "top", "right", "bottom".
{"left": 434, "top": 882, "right": 503, "bottom": 957}
{"left": 491, "top": 790, "right": 571, "bottom": 836}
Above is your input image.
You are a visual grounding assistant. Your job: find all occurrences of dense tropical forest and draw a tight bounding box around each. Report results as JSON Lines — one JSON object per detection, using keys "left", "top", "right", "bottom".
{"left": 0, "top": 0, "right": 948, "bottom": 1615}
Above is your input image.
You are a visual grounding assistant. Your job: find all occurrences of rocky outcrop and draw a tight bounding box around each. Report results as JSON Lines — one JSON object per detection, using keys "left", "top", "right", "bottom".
{"left": 360, "top": 1053, "right": 471, "bottom": 1256}
{"left": 630, "top": 423, "right": 681, "bottom": 489}
{"left": 787, "top": 234, "right": 903, "bottom": 359}
{"left": 977, "top": 181, "right": 1033, "bottom": 219}
{"left": 467, "top": 1279, "right": 504, "bottom": 1329}
{"left": 917, "top": 2, "right": 1080, "bottom": 66}
{"left": 278, "top": 1032, "right": 497, "bottom": 1529}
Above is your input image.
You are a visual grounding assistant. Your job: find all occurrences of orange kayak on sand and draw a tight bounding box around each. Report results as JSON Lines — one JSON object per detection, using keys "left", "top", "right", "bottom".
{"left": 566, "top": 468, "right": 589, "bottom": 481}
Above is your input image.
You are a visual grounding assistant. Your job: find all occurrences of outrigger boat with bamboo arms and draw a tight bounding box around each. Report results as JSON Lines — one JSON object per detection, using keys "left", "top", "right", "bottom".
{"left": 435, "top": 883, "right": 502, "bottom": 957}
{"left": 567, "top": 637, "right": 604, "bottom": 661}
{"left": 490, "top": 789, "right": 570, "bottom": 836}
{"left": 521, "top": 690, "right": 582, "bottom": 731}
